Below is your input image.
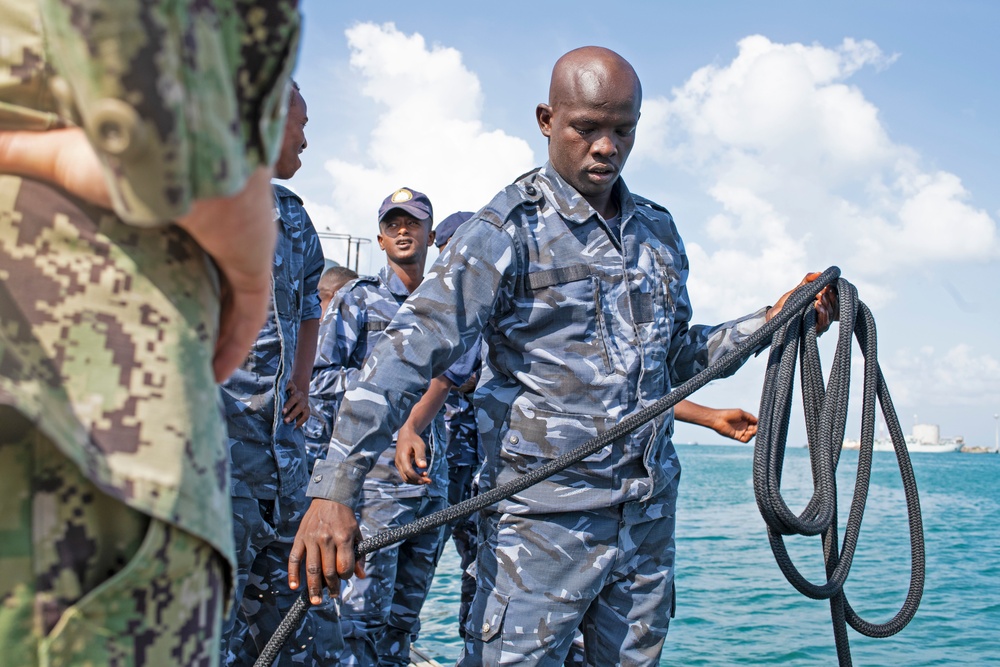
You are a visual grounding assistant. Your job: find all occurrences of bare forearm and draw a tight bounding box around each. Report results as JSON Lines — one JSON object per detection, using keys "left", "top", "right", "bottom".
{"left": 174, "top": 167, "right": 275, "bottom": 293}
{"left": 174, "top": 166, "right": 276, "bottom": 381}
{"left": 674, "top": 399, "right": 715, "bottom": 429}
{"left": 292, "top": 318, "right": 320, "bottom": 392}
{"left": 400, "top": 376, "right": 454, "bottom": 436}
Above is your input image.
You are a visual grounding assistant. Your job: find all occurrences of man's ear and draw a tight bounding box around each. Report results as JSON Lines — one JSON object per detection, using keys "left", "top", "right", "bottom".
{"left": 536, "top": 103, "right": 553, "bottom": 138}
{"left": 427, "top": 230, "right": 436, "bottom": 247}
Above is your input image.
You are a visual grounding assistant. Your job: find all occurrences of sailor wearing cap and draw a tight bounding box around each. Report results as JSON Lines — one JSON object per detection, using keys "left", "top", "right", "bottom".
{"left": 305, "top": 188, "right": 476, "bottom": 665}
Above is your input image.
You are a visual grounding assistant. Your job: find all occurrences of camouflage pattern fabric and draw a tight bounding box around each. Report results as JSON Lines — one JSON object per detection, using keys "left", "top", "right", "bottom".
{"left": 0, "top": 174, "right": 235, "bottom": 574}
{"left": 307, "top": 265, "right": 488, "bottom": 664}
{"left": 309, "top": 161, "right": 768, "bottom": 513}
{"left": 221, "top": 184, "right": 323, "bottom": 501}
{"left": 2, "top": 0, "right": 300, "bottom": 226}
{"left": 306, "top": 265, "right": 446, "bottom": 498}
{"left": 307, "top": 163, "right": 769, "bottom": 662}
{"left": 0, "top": 423, "right": 226, "bottom": 666}
{"left": 460, "top": 501, "right": 676, "bottom": 666}
{"left": 432, "top": 354, "right": 482, "bottom": 641}
{"left": 437, "top": 454, "right": 478, "bottom": 642}
{"left": 218, "top": 186, "right": 324, "bottom": 665}
{"left": 1, "top": 1, "right": 299, "bottom": 664}
{"left": 443, "top": 384, "right": 481, "bottom": 467}
{"left": 222, "top": 492, "right": 342, "bottom": 666}
{"left": 336, "top": 493, "right": 447, "bottom": 667}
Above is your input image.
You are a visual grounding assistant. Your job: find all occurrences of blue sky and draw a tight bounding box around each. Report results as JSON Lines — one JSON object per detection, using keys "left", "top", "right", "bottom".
{"left": 289, "top": 1, "right": 1000, "bottom": 450}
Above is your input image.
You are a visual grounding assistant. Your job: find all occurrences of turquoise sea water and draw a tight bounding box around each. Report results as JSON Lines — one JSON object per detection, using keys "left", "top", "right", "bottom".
{"left": 415, "top": 444, "right": 1000, "bottom": 665}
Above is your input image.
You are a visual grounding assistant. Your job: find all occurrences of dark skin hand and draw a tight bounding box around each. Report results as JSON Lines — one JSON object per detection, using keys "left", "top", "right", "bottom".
{"left": 708, "top": 409, "right": 758, "bottom": 443}
{"left": 675, "top": 400, "right": 759, "bottom": 443}
{"left": 289, "top": 498, "right": 364, "bottom": 601}
{"left": 282, "top": 379, "right": 310, "bottom": 428}
{"left": 283, "top": 319, "right": 319, "bottom": 427}
{"left": 395, "top": 376, "right": 454, "bottom": 485}
{"left": 766, "top": 272, "right": 839, "bottom": 333}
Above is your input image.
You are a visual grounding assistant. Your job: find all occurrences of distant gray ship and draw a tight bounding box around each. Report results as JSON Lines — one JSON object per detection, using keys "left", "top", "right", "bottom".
{"left": 843, "top": 423, "right": 963, "bottom": 453}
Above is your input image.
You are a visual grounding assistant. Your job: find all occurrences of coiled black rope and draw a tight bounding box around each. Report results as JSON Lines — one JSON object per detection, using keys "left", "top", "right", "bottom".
{"left": 256, "top": 266, "right": 923, "bottom": 667}
{"left": 754, "top": 276, "right": 924, "bottom": 665}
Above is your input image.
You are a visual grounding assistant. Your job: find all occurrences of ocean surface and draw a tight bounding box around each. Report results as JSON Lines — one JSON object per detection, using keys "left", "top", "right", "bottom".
{"left": 414, "top": 444, "right": 1000, "bottom": 665}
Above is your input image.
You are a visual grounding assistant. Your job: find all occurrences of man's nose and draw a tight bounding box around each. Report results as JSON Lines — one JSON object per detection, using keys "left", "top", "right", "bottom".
{"left": 591, "top": 132, "right": 617, "bottom": 158}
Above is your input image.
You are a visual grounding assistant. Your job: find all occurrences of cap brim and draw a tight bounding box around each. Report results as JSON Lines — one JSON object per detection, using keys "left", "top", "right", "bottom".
{"left": 379, "top": 203, "right": 431, "bottom": 222}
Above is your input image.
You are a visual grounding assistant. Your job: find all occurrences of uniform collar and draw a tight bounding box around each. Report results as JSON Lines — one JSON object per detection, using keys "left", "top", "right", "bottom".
{"left": 535, "top": 162, "right": 635, "bottom": 226}
{"left": 379, "top": 264, "right": 413, "bottom": 298}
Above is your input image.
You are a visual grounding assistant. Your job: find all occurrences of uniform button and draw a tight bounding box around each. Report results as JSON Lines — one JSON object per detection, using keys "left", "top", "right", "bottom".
{"left": 313, "top": 474, "right": 323, "bottom": 482}
{"left": 509, "top": 435, "right": 519, "bottom": 445}
{"left": 482, "top": 622, "right": 490, "bottom": 634}
{"left": 49, "top": 76, "right": 73, "bottom": 106}
{"left": 524, "top": 185, "right": 537, "bottom": 196}
{"left": 86, "top": 99, "right": 147, "bottom": 157}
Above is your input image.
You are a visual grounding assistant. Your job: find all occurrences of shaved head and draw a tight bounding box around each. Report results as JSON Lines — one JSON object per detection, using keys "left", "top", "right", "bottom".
{"left": 548, "top": 46, "right": 642, "bottom": 111}
{"left": 537, "top": 47, "right": 642, "bottom": 218}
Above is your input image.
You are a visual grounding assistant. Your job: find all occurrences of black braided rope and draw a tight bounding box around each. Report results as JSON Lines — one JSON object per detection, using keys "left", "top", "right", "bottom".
{"left": 754, "top": 276, "right": 925, "bottom": 666}
{"left": 256, "top": 266, "right": 923, "bottom": 666}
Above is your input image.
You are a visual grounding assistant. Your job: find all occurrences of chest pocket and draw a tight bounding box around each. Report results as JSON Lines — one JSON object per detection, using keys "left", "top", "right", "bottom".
{"left": 520, "top": 263, "right": 613, "bottom": 373}
{"left": 638, "top": 243, "right": 682, "bottom": 346}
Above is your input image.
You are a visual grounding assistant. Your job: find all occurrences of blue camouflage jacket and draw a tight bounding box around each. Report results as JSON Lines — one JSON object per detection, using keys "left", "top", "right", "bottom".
{"left": 221, "top": 184, "right": 323, "bottom": 499}
{"left": 443, "top": 338, "right": 482, "bottom": 468}
{"left": 308, "top": 164, "right": 768, "bottom": 517}
{"left": 307, "top": 266, "right": 462, "bottom": 499}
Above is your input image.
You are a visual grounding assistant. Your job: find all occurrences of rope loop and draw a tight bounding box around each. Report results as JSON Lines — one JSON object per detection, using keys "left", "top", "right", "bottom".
{"left": 754, "top": 276, "right": 925, "bottom": 665}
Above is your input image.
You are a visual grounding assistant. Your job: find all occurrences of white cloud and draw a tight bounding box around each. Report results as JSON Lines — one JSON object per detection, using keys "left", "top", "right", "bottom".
{"left": 312, "top": 22, "right": 535, "bottom": 252}
{"left": 882, "top": 344, "right": 1000, "bottom": 408}
{"left": 632, "top": 35, "right": 998, "bottom": 320}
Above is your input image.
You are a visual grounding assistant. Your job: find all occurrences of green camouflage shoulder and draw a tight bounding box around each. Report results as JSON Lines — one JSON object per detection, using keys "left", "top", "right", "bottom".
{"left": 32, "top": 0, "right": 300, "bottom": 225}
{"left": 0, "top": 2, "right": 64, "bottom": 131}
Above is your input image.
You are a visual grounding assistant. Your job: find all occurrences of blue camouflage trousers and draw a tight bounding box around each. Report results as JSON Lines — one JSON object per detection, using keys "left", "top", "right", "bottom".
{"left": 439, "top": 462, "right": 479, "bottom": 642}
{"left": 338, "top": 492, "right": 447, "bottom": 666}
{"left": 221, "top": 491, "right": 343, "bottom": 666}
{"left": 460, "top": 502, "right": 676, "bottom": 667}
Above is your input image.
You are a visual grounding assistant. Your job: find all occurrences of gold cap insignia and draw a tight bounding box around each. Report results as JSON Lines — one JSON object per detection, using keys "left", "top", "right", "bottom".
{"left": 391, "top": 188, "right": 413, "bottom": 203}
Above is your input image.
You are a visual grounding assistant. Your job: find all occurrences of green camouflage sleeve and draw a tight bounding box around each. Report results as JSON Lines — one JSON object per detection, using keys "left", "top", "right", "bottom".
{"left": 36, "top": 0, "right": 300, "bottom": 225}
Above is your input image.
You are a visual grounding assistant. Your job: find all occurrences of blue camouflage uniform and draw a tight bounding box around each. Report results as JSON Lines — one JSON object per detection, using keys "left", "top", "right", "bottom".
{"left": 307, "top": 265, "right": 470, "bottom": 666}
{"left": 219, "top": 185, "right": 339, "bottom": 666}
{"left": 430, "top": 337, "right": 483, "bottom": 641}
{"left": 307, "top": 163, "right": 771, "bottom": 666}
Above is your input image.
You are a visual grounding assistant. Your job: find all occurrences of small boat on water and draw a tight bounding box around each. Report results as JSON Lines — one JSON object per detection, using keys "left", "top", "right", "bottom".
{"left": 843, "top": 423, "right": 963, "bottom": 453}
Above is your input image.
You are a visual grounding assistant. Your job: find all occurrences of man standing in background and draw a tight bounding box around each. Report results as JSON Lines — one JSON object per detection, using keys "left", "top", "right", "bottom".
{"left": 0, "top": 1, "right": 300, "bottom": 665}
{"left": 308, "top": 188, "right": 473, "bottom": 665}
{"left": 319, "top": 265, "right": 360, "bottom": 315}
{"left": 427, "top": 210, "right": 482, "bottom": 641}
{"left": 219, "top": 81, "right": 340, "bottom": 666}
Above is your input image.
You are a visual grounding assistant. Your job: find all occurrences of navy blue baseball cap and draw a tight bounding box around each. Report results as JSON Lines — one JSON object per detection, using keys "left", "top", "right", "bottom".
{"left": 434, "top": 211, "right": 474, "bottom": 248}
{"left": 378, "top": 187, "right": 433, "bottom": 223}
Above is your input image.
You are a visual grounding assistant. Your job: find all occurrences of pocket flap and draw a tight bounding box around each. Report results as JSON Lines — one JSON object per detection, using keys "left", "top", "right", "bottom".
{"left": 465, "top": 586, "right": 510, "bottom": 642}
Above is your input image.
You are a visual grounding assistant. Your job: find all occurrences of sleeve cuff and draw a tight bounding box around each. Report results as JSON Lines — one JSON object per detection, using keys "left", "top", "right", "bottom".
{"left": 306, "top": 458, "right": 366, "bottom": 508}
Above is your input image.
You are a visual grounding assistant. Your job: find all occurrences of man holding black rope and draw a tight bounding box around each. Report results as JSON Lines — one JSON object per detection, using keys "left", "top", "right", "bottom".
{"left": 291, "top": 46, "right": 836, "bottom": 666}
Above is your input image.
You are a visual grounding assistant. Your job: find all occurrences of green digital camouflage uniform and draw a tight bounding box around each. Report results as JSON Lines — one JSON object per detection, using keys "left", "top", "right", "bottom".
{"left": 0, "top": 1, "right": 299, "bottom": 664}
